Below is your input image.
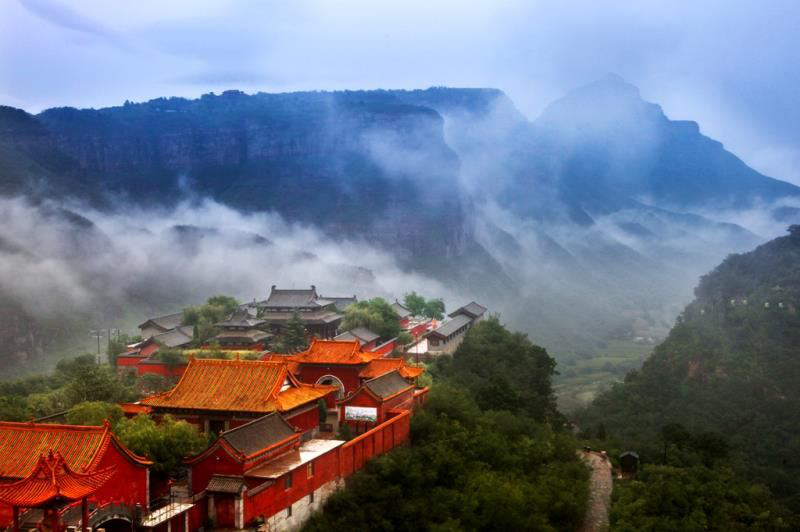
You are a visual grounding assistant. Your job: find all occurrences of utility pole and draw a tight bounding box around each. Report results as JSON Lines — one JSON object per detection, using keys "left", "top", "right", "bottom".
{"left": 89, "top": 329, "right": 104, "bottom": 364}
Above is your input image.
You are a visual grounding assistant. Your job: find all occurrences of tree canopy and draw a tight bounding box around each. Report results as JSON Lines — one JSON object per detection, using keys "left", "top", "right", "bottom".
{"left": 403, "top": 291, "right": 446, "bottom": 320}
{"left": 182, "top": 295, "right": 240, "bottom": 344}
{"left": 304, "top": 317, "right": 587, "bottom": 531}
{"left": 115, "top": 414, "right": 208, "bottom": 476}
{"left": 341, "top": 298, "right": 401, "bottom": 339}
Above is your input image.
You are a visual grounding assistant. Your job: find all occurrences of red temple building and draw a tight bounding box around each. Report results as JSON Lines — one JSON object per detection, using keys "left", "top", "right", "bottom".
{"left": 186, "top": 412, "right": 344, "bottom": 530}
{"left": 286, "top": 339, "right": 423, "bottom": 409}
{"left": 0, "top": 451, "right": 114, "bottom": 532}
{"left": 138, "top": 357, "right": 335, "bottom": 435}
{"left": 0, "top": 421, "right": 151, "bottom": 531}
{"left": 338, "top": 370, "right": 416, "bottom": 434}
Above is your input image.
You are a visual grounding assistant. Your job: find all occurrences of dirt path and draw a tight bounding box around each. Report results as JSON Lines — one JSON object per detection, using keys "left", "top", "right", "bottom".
{"left": 577, "top": 451, "right": 613, "bottom": 532}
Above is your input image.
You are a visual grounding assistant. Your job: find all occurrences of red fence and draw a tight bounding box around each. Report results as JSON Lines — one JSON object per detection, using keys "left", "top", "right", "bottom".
{"left": 338, "top": 410, "right": 411, "bottom": 478}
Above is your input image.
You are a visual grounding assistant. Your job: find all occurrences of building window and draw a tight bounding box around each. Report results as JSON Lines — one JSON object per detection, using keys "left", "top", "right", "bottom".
{"left": 309, "top": 491, "right": 315, "bottom": 504}
{"left": 284, "top": 473, "right": 293, "bottom": 490}
{"left": 286, "top": 505, "right": 292, "bottom": 518}
{"left": 307, "top": 461, "right": 314, "bottom": 478}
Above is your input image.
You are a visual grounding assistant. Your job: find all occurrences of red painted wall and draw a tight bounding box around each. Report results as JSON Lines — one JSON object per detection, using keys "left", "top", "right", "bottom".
{"left": 339, "top": 410, "right": 411, "bottom": 478}
{"left": 285, "top": 405, "right": 321, "bottom": 433}
{"left": 190, "top": 445, "right": 244, "bottom": 495}
{"left": 339, "top": 387, "right": 414, "bottom": 431}
{"left": 296, "top": 365, "right": 361, "bottom": 395}
{"left": 243, "top": 444, "right": 341, "bottom": 526}
{"left": 370, "top": 339, "right": 397, "bottom": 355}
{"left": 136, "top": 362, "right": 186, "bottom": 378}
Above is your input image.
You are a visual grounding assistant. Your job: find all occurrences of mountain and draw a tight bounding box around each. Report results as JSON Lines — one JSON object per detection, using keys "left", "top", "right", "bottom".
{"left": 578, "top": 226, "right": 800, "bottom": 509}
{"left": 1, "top": 79, "right": 799, "bottom": 372}
{"left": 509, "top": 74, "right": 799, "bottom": 217}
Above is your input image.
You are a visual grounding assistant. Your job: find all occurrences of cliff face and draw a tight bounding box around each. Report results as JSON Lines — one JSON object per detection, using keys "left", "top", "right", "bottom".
{"left": 34, "top": 90, "right": 487, "bottom": 259}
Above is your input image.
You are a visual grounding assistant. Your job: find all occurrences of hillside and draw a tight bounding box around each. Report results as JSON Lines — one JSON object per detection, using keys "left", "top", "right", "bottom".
{"left": 578, "top": 225, "right": 800, "bottom": 510}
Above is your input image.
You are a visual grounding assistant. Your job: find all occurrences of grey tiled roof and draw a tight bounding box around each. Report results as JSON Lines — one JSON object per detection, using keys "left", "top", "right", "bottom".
{"left": 263, "top": 286, "right": 321, "bottom": 308}
{"left": 216, "top": 308, "right": 266, "bottom": 328}
{"left": 448, "top": 301, "right": 487, "bottom": 319}
{"left": 319, "top": 295, "right": 357, "bottom": 312}
{"left": 335, "top": 326, "right": 379, "bottom": 344}
{"left": 152, "top": 325, "right": 194, "bottom": 347}
{"left": 365, "top": 371, "right": 412, "bottom": 398}
{"left": 138, "top": 312, "right": 183, "bottom": 331}
{"left": 206, "top": 474, "right": 245, "bottom": 494}
{"left": 427, "top": 314, "right": 472, "bottom": 339}
{"left": 221, "top": 412, "right": 297, "bottom": 457}
{"left": 391, "top": 301, "right": 412, "bottom": 319}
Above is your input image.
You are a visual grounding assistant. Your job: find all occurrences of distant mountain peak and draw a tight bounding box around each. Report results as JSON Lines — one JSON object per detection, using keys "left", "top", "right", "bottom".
{"left": 537, "top": 74, "right": 666, "bottom": 135}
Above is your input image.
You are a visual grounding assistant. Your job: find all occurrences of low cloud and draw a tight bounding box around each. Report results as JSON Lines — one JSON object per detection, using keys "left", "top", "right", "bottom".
{"left": 0, "top": 196, "right": 456, "bottom": 327}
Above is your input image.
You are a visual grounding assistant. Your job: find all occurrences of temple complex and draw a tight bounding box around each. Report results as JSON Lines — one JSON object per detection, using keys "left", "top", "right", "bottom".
{"left": 138, "top": 357, "right": 335, "bottom": 435}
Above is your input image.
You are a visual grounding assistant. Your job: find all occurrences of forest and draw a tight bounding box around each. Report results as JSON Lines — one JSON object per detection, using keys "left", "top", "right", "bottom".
{"left": 304, "top": 317, "right": 590, "bottom": 531}
{"left": 577, "top": 227, "right": 800, "bottom": 527}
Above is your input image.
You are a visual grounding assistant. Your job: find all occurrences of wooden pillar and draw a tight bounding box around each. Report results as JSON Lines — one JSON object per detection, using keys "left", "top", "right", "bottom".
{"left": 12, "top": 506, "right": 19, "bottom": 532}
{"left": 48, "top": 507, "right": 60, "bottom": 532}
{"left": 81, "top": 497, "right": 89, "bottom": 532}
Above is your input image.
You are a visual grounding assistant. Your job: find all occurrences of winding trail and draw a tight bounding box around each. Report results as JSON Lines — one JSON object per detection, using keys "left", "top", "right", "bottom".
{"left": 577, "top": 451, "right": 613, "bottom": 532}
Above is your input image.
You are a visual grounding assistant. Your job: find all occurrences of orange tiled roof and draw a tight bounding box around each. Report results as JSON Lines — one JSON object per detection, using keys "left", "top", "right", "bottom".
{"left": 291, "top": 338, "right": 379, "bottom": 365}
{"left": 0, "top": 421, "right": 149, "bottom": 480}
{"left": 261, "top": 354, "right": 300, "bottom": 374}
{"left": 359, "top": 358, "right": 424, "bottom": 379}
{"left": 140, "top": 358, "right": 334, "bottom": 413}
{"left": 119, "top": 403, "right": 152, "bottom": 416}
{"left": 0, "top": 451, "right": 115, "bottom": 507}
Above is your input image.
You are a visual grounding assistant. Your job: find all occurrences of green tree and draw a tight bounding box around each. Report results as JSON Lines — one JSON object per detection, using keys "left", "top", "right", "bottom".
{"left": 276, "top": 311, "right": 307, "bottom": 353}
{"left": 66, "top": 401, "right": 123, "bottom": 427}
{"left": 182, "top": 295, "right": 241, "bottom": 344}
{"left": 403, "top": 292, "right": 446, "bottom": 320}
{"left": 115, "top": 414, "right": 208, "bottom": 476}
{"left": 341, "top": 298, "right": 401, "bottom": 340}
{"left": 155, "top": 347, "right": 185, "bottom": 368}
{"left": 403, "top": 291, "right": 427, "bottom": 316}
{"left": 423, "top": 298, "right": 446, "bottom": 320}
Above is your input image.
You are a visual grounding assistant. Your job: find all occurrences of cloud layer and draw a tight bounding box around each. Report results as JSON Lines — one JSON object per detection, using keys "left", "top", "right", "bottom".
{"left": 1, "top": 0, "right": 799, "bottom": 183}
{"left": 0, "top": 196, "right": 455, "bottom": 327}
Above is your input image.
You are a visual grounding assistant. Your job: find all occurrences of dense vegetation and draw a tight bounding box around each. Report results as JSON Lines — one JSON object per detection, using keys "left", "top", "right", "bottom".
{"left": 0, "top": 354, "right": 139, "bottom": 421}
{"left": 402, "top": 291, "right": 445, "bottom": 320}
{"left": 304, "top": 317, "right": 588, "bottom": 531}
{"left": 578, "top": 226, "right": 800, "bottom": 522}
{"left": 182, "top": 294, "right": 240, "bottom": 344}
{"left": 341, "top": 298, "right": 403, "bottom": 341}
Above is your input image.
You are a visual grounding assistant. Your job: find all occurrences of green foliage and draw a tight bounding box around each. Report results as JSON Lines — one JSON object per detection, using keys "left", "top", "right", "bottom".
{"left": 341, "top": 298, "right": 402, "bottom": 340}
{"left": 115, "top": 414, "right": 208, "bottom": 475}
{"left": 304, "top": 318, "right": 587, "bottom": 531}
{"left": 66, "top": 401, "right": 123, "bottom": 427}
{"left": 137, "top": 373, "right": 169, "bottom": 394}
{"left": 182, "top": 295, "right": 240, "bottom": 344}
{"left": 274, "top": 311, "right": 308, "bottom": 353}
{"left": 610, "top": 466, "right": 794, "bottom": 531}
{"left": 0, "top": 354, "right": 139, "bottom": 421}
{"left": 403, "top": 291, "right": 446, "bottom": 320}
{"left": 578, "top": 228, "right": 800, "bottom": 515}
{"left": 396, "top": 331, "right": 412, "bottom": 345}
{"left": 153, "top": 347, "right": 185, "bottom": 367}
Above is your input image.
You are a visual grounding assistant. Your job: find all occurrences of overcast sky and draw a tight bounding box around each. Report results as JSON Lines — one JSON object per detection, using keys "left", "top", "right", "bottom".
{"left": 1, "top": 0, "right": 798, "bottom": 183}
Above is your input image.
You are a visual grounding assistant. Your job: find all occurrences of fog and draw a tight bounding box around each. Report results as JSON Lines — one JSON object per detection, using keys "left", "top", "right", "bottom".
{"left": 0, "top": 196, "right": 457, "bottom": 327}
